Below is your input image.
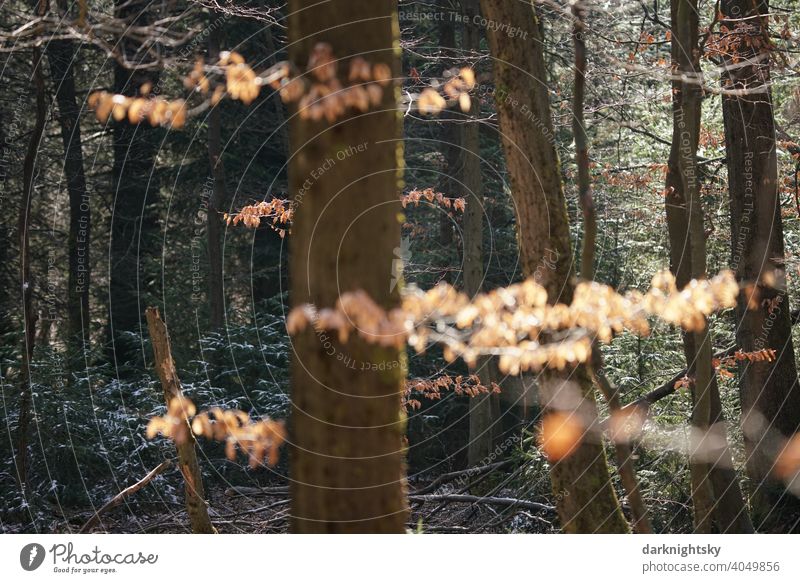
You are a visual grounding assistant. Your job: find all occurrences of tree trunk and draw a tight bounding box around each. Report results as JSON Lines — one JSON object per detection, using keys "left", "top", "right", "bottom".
{"left": 145, "top": 307, "right": 215, "bottom": 533}
{"left": 572, "top": 1, "right": 651, "bottom": 533}
{"left": 479, "top": 0, "right": 628, "bottom": 533}
{"left": 287, "top": 0, "right": 408, "bottom": 532}
{"left": 15, "top": 21, "right": 46, "bottom": 493}
{"left": 0, "top": 79, "right": 14, "bottom": 350}
{"left": 437, "top": 3, "right": 459, "bottom": 248}
{"left": 572, "top": 1, "right": 596, "bottom": 281}
{"left": 207, "top": 11, "right": 226, "bottom": 331}
{"left": 46, "top": 22, "right": 91, "bottom": 360}
{"left": 108, "top": 0, "right": 159, "bottom": 363}
{"left": 462, "top": 0, "right": 498, "bottom": 469}
{"left": 666, "top": 0, "right": 753, "bottom": 532}
{"left": 720, "top": 0, "right": 800, "bottom": 511}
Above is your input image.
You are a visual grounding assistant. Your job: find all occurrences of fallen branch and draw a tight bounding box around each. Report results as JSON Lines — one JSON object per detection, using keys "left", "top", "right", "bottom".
{"left": 79, "top": 460, "right": 172, "bottom": 533}
{"left": 408, "top": 493, "right": 554, "bottom": 513}
{"left": 411, "top": 460, "right": 512, "bottom": 496}
{"left": 224, "top": 486, "right": 289, "bottom": 497}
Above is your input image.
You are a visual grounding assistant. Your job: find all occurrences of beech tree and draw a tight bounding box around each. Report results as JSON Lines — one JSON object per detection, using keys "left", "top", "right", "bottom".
{"left": 718, "top": 0, "right": 800, "bottom": 512}
{"left": 480, "top": 0, "right": 628, "bottom": 533}
{"left": 665, "top": 0, "right": 753, "bottom": 533}
{"left": 286, "top": 0, "right": 408, "bottom": 532}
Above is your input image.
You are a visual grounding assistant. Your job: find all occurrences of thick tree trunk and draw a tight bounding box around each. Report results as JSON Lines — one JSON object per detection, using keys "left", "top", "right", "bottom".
{"left": 207, "top": 12, "right": 226, "bottom": 331}
{"left": 108, "top": 0, "right": 159, "bottom": 363}
{"left": 479, "top": 0, "right": 628, "bottom": 533}
{"left": 287, "top": 0, "right": 408, "bottom": 532}
{"left": 145, "top": 307, "right": 215, "bottom": 533}
{"left": 46, "top": 28, "right": 91, "bottom": 359}
{"left": 666, "top": 0, "right": 753, "bottom": 532}
{"left": 720, "top": 0, "right": 800, "bottom": 511}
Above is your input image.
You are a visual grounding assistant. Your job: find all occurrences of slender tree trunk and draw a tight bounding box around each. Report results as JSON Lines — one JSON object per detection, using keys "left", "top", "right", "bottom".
{"left": 15, "top": 2, "right": 47, "bottom": 493}
{"left": 287, "top": 0, "right": 408, "bottom": 532}
{"left": 207, "top": 11, "right": 226, "bottom": 331}
{"left": 720, "top": 0, "right": 800, "bottom": 512}
{"left": 46, "top": 19, "right": 91, "bottom": 360}
{"left": 437, "top": 4, "right": 459, "bottom": 248}
{"left": 108, "top": 0, "right": 159, "bottom": 363}
{"left": 252, "top": 22, "right": 288, "bottom": 307}
{"left": 667, "top": 0, "right": 753, "bottom": 532}
{"left": 479, "top": 0, "right": 628, "bottom": 533}
{"left": 572, "top": 1, "right": 651, "bottom": 533}
{"left": 462, "top": 0, "right": 497, "bottom": 469}
{"left": 572, "top": 1, "right": 596, "bottom": 280}
{"left": 145, "top": 307, "right": 215, "bottom": 533}
{"left": 0, "top": 85, "right": 13, "bottom": 345}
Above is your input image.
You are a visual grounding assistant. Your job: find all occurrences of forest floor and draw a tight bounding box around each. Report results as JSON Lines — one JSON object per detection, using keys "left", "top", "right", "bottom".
{"left": 25, "top": 470, "right": 557, "bottom": 534}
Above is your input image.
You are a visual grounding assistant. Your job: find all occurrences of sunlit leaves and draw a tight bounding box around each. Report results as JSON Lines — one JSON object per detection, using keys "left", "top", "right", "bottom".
{"left": 286, "top": 269, "right": 741, "bottom": 378}
{"left": 404, "top": 374, "right": 500, "bottom": 411}
{"left": 414, "top": 67, "right": 476, "bottom": 115}
{"left": 88, "top": 91, "right": 187, "bottom": 128}
{"left": 224, "top": 198, "right": 293, "bottom": 235}
{"left": 147, "top": 398, "right": 285, "bottom": 468}
{"left": 401, "top": 188, "right": 466, "bottom": 211}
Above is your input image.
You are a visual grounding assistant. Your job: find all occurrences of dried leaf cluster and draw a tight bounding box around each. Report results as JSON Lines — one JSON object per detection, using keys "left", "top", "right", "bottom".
{"left": 225, "top": 188, "right": 464, "bottom": 234}
{"left": 416, "top": 67, "right": 476, "bottom": 115}
{"left": 713, "top": 348, "right": 776, "bottom": 379}
{"left": 401, "top": 188, "right": 466, "bottom": 212}
{"left": 404, "top": 374, "right": 500, "bottom": 411}
{"left": 88, "top": 86, "right": 187, "bottom": 128}
{"left": 705, "top": 19, "right": 771, "bottom": 65}
{"left": 146, "top": 397, "right": 286, "bottom": 468}
{"left": 269, "top": 43, "right": 393, "bottom": 122}
{"left": 287, "top": 270, "right": 740, "bottom": 377}
{"left": 287, "top": 289, "right": 407, "bottom": 349}
{"left": 224, "top": 198, "right": 293, "bottom": 236}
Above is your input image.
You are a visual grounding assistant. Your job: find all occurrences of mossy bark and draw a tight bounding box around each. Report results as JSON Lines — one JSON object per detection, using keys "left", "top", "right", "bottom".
{"left": 666, "top": 0, "right": 753, "bottom": 532}
{"left": 479, "top": 0, "right": 628, "bottom": 533}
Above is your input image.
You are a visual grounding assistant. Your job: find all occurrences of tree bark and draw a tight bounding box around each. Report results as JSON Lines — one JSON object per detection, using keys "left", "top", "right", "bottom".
{"left": 108, "top": 0, "right": 160, "bottom": 363}
{"left": 479, "top": 0, "right": 628, "bottom": 533}
{"left": 207, "top": 11, "right": 226, "bottom": 331}
{"left": 462, "top": 0, "right": 498, "bottom": 469}
{"left": 46, "top": 13, "right": 91, "bottom": 359}
{"left": 15, "top": 12, "right": 46, "bottom": 493}
{"left": 666, "top": 0, "right": 753, "bottom": 532}
{"left": 145, "top": 307, "right": 215, "bottom": 533}
{"left": 572, "top": 1, "right": 596, "bottom": 280}
{"left": 720, "top": 0, "right": 800, "bottom": 511}
{"left": 287, "top": 0, "right": 408, "bottom": 532}
{"left": 437, "top": 3, "right": 459, "bottom": 248}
